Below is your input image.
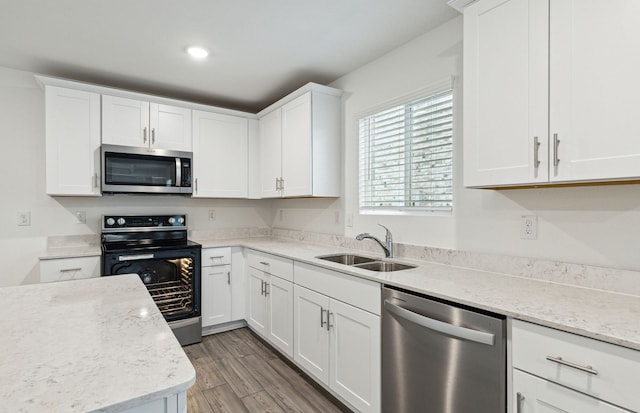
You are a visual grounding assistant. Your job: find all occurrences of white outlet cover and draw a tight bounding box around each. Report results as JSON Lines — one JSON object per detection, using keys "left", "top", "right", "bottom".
{"left": 520, "top": 215, "right": 537, "bottom": 240}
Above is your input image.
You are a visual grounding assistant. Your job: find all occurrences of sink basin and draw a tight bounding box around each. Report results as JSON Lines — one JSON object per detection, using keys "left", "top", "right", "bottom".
{"left": 316, "top": 254, "right": 377, "bottom": 265}
{"left": 353, "top": 261, "right": 416, "bottom": 272}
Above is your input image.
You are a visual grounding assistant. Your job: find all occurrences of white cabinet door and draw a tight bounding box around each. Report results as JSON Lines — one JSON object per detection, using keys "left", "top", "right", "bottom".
{"left": 513, "top": 370, "right": 631, "bottom": 413}
{"left": 45, "top": 86, "right": 101, "bottom": 196}
{"left": 267, "top": 275, "right": 294, "bottom": 358}
{"left": 192, "top": 110, "right": 248, "bottom": 198}
{"left": 549, "top": 0, "right": 640, "bottom": 183}
{"left": 294, "top": 285, "right": 330, "bottom": 384}
{"left": 102, "top": 95, "right": 150, "bottom": 147}
{"left": 150, "top": 103, "right": 192, "bottom": 151}
{"left": 259, "top": 108, "right": 283, "bottom": 197}
{"left": 463, "top": 0, "right": 549, "bottom": 187}
{"left": 201, "top": 265, "right": 231, "bottom": 328}
{"left": 329, "top": 299, "right": 380, "bottom": 413}
{"left": 281, "top": 92, "right": 312, "bottom": 197}
{"left": 40, "top": 256, "right": 101, "bottom": 283}
{"left": 246, "top": 267, "right": 268, "bottom": 336}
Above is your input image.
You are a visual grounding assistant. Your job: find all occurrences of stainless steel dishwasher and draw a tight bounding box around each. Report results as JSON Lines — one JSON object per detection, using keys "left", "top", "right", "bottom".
{"left": 382, "top": 285, "right": 506, "bottom": 413}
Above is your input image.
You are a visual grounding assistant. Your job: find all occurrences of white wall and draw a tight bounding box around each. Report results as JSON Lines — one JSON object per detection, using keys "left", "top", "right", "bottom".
{"left": 0, "top": 67, "right": 272, "bottom": 287}
{"left": 277, "top": 15, "right": 640, "bottom": 272}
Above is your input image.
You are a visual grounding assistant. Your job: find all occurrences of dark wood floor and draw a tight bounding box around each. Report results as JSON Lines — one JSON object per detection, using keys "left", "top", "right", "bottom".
{"left": 183, "top": 327, "right": 349, "bottom": 413}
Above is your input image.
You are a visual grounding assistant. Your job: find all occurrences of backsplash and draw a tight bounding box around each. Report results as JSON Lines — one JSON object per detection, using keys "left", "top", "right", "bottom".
{"left": 271, "top": 228, "right": 640, "bottom": 296}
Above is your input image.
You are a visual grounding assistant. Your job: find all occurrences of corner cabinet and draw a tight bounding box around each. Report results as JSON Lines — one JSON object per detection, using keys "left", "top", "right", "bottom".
{"left": 192, "top": 111, "right": 248, "bottom": 198}
{"left": 44, "top": 85, "right": 101, "bottom": 196}
{"left": 463, "top": 0, "right": 640, "bottom": 188}
{"left": 258, "top": 84, "right": 342, "bottom": 198}
{"left": 102, "top": 95, "right": 192, "bottom": 151}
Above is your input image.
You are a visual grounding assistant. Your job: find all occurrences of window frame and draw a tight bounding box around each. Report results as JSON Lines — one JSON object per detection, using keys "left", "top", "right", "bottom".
{"left": 357, "top": 77, "right": 455, "bottom": 216}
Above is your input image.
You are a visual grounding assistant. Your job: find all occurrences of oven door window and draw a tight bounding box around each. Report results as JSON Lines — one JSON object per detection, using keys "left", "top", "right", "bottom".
{"left": 104, "top": 152, "right": 177, "bottom": 187}
{"left": 110, "top": 256, "right": 196, "bottom": 319}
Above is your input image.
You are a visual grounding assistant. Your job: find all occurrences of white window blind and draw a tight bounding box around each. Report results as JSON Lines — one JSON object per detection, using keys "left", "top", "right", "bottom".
{"left": 359, "top": 85, "right": 453, "bottom": 213}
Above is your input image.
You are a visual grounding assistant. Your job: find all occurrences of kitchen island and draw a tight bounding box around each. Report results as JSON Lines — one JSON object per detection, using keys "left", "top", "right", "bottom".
{"left": 0, "top": 274, "right": 195, "bottom": 413}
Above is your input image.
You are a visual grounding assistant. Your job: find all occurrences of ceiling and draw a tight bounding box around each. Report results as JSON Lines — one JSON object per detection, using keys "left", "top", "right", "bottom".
{"left": 0, "top": 0, "right": 459, "bottom": 113}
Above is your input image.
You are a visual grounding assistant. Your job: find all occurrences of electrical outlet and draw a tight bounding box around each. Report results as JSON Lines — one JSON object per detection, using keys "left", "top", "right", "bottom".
{"left": 520, "top": 215, "right": 537, "bottom": 240}
{"left": 17, "top": 211, "right": 31, "bottom": 226}
{"left": 208, "top": 209, "right": 216, "bottom": 221}
{"left": 75, "top": 211, "right": 86, "bottom": 224}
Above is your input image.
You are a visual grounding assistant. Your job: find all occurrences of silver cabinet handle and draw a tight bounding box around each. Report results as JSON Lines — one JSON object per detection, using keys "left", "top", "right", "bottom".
{"left": 143, "top": 127, "right": 147, "bottom": 143}
{"left": 259, "top": 261, "right": 269, "bottom": 266}
{"left": 326, "top": 310, "right": 333, "bottom": 331}
{"left": 195, "top": 178, "right": 198, "bottom": 193}
{"left": 59, "top": 268, "right": 82, "bottom": 273}
{"left": 516, "top": 392, "right": 525, "bottom": 413}
{"left": 545, "top": 356, "right": 598, "bottom": 375}
{"left": 151, "top": 128, "right": 155, "bottom": 144}
{"left": 383, "top": 300, "right": 495, "bottom": 345}
{"left": 320, "top": 307, "right": 326, "bottom": 327}
{"left": 227, "top": 271, "right": 230, "bottom": 285}
{"left": 533, "top": 136, "right": 541, "bottom": 169}
{"left": 280, "top": 178, "right": 284, "bottom": 191}
{"left": 264, "top": 282, "right": 270, "bottom": 296}
{"left": 92, "top": 173, "right": 98, "bottom": 189}
{"left": 553, "top": 133, "right": 560, "bottom": 167}
{"left": 275, "top": 177, "right": 279, "bottom": 191}
{"left": 260, "top": 280, "right": 265, "bottom": 295}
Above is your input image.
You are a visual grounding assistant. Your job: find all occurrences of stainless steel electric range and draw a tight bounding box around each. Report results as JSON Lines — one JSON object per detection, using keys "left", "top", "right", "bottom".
{"left": 101, "top": 214, "right": 202, "bottom": 346}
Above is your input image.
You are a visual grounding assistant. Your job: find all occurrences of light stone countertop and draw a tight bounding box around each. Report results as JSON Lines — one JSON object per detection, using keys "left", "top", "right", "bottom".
{"left": 197, "top": 237, "right": 640, "bottom": 351}
{"left": 0, "top": 275, "right": 195, "bottom": 413}
{"left": 38, "top": 245, "right": 101, "bottom": 260}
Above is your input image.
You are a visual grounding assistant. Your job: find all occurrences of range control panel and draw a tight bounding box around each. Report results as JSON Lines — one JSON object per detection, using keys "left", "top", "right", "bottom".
{"left": 102, "top": 214, "right": 187, "bottom": 231}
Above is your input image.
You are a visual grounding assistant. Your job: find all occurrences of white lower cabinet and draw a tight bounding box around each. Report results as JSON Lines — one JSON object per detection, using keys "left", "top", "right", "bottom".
{"left": 512, "top": 320, "right": 640, "bottom": 413}
{"left": 293, "top": 262, "right": 381, "bottom": 413}
{"left": 513, "top": 370, "right": 630, "bottom": 413}
{"left": 201, "top": 247, "right": 246, "bottom": 330}
{"left": 39, "top": 256, "right": 101, "bottom": 283}
{"left": 294, "top": 285, "right": 380, "bottom": 413}
{"left": 246, "top": 251, "right": 294, "bottom": 358}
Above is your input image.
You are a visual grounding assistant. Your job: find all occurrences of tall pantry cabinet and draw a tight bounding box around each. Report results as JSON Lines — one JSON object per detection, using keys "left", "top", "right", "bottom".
{"left": 464, "top": 0, "right": 640, "bottom": 188}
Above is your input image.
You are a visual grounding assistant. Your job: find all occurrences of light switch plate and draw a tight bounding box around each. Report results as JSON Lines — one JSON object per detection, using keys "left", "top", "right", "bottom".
{"left": 17, "top": 211, "right": 31, "bottom": 226}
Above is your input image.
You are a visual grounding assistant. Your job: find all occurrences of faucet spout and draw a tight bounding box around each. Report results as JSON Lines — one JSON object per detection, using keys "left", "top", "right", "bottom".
{"left": 355, "top": 224, "right": 394, "bottom": 258}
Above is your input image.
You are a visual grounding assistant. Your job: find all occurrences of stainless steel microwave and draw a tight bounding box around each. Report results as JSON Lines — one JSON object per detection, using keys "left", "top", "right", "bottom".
{"left": 101, "top": 144, "right": 193, "bottom": 194}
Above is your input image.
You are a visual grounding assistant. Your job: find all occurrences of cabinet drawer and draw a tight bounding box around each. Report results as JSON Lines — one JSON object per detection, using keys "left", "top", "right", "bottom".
{"left": 512, "top": 319, "right": 640, "bottom": 411}
{"left": 247, "top": 250, "right": 293, "bottom": 282}
{"left": 202, "top": 247, "right": 231, "bottom": 266}
{"left": 294, "top": 262, "right": 380, "bottom": 315}
{"left": 40, "top": 256, "right": 101, "bottom": 283}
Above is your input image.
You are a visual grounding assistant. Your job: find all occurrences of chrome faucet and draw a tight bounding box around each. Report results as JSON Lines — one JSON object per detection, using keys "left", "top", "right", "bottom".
{"left": 356, "top": 224, "right": 393, "bottom": 258}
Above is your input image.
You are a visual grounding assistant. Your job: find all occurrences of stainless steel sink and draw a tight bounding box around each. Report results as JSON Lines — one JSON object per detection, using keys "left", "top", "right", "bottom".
{"left": 316, "top": 254, "right": 377, "bottom": 265}
{"left": 353, "top": 261, "right": 416, "bottom": 272}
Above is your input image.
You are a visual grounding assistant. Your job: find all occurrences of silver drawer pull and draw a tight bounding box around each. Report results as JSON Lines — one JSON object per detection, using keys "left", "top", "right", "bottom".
{"left": 259, "top": 261, "right": 269, "bottom": 266}
{"left": 59, "top": 268, "right": 82, "bottom": 273}
{"left": 546, "top": 356, "right": 598, "bottom": 375}
{"left": 210, "top": 256, "right": 224, "bottom": 259}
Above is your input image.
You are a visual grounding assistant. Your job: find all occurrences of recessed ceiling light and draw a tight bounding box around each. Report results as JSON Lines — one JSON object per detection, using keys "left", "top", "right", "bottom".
{"left": 187, "top": 46, "right": 209, "bottom": 59}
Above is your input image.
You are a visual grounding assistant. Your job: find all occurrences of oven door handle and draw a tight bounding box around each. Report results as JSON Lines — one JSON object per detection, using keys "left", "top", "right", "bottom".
{"left": 383, "top": 300, "right": 495, "bottom": 346}
{"left": 118, "top": 253, "right": 155, "bottom": 261}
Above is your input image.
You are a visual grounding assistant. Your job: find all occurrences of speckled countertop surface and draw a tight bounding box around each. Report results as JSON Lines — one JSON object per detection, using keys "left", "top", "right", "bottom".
{"left": 197, "top": 237, "right": 640, "bottom": 351}
{"left": 0, "top": 275, "right": 195, "bottom": 413}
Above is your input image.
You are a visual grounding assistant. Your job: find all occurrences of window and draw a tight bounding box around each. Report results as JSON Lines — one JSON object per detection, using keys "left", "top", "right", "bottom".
{"left": 359, "top": 81, "right": 454, "bottom": 214}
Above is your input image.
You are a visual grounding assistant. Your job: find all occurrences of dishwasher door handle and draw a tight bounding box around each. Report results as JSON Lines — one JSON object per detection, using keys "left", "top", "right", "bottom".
{"left": 384, "top": 299, "right": 495, "bottom": 346}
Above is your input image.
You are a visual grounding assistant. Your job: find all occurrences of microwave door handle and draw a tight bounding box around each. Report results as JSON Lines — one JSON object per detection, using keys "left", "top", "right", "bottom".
{"left": 175, "top": 158, "right": 182, "bottom": 187}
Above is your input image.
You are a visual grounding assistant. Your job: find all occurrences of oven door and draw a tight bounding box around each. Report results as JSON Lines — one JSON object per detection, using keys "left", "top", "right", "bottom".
{"left": 102, "top": 247, "right": 201, "bottom": 322}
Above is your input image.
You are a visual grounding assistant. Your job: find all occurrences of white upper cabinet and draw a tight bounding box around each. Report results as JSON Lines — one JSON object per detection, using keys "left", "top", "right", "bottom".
{"left": 102, "top": 95, "right": 192, "bottom": 151}
{"left": 257, "top": 84, "right": 342, "bottom": 198}
{"left": 192, "top": 110, "right": 248, "bottom": 198}
{"left": 259, "top": 108, "right": 283, "bottom": 198}
{"left": 44, "top": 85, "right": 101, "bottom": 196}
{"left": 464, "top": 0, "right": 640, "bottom": 187}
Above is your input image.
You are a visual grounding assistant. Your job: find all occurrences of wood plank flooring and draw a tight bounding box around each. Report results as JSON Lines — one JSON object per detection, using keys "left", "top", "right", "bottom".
{"left": 183, "top": 328, "right": 350, "bottom": 413}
